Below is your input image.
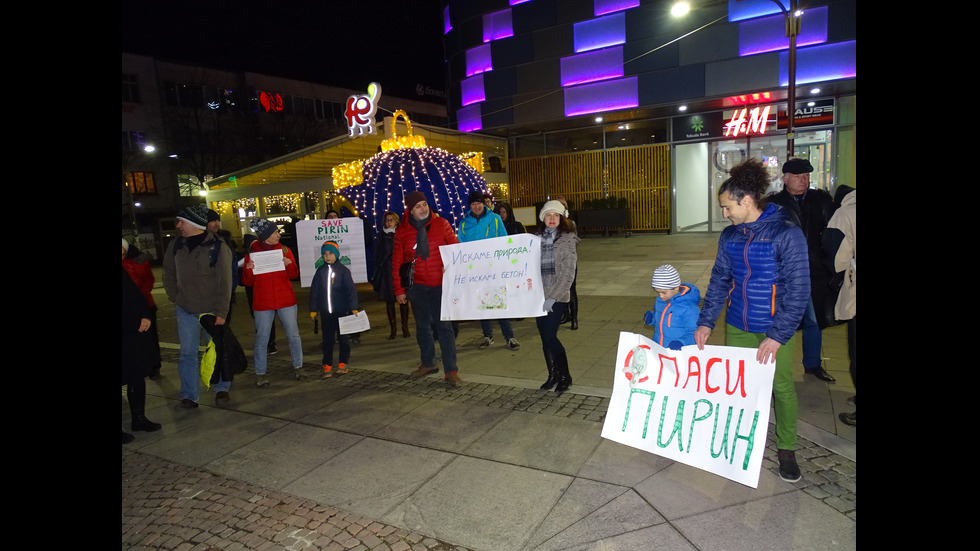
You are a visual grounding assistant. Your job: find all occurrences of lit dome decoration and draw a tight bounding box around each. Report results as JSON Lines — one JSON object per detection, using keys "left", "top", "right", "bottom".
{"left": 337, "top": 111, "right": 490, "bottom": 239}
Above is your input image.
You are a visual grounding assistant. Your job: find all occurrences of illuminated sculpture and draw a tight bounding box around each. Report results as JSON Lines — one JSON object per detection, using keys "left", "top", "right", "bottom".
{"left": 345, "top": 82, "right": 382, "bottom": 137}
{"left": 336, "top": 111, "right": 489, "bottom": 239}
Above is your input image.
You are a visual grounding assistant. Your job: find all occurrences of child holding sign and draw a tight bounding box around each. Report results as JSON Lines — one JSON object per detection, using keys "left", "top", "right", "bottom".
{"left": 643, "top": 265, "right": 701, "bottom": 350}
{"left": 309, "top": 241, "right": 359, "bottom": 379}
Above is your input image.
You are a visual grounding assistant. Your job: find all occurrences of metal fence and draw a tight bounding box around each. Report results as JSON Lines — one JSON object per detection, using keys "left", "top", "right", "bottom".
{"left": 508, "top": 143, "right": 670, "bottom": 232}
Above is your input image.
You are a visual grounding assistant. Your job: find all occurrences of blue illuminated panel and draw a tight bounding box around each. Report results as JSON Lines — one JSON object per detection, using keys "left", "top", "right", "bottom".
{"left": 779, "top": 40, "right": 856, "bottom": 86}
{"left": 739, "top": 6, "right": 828, "bottom": 56}
{"left": 509, "top": 0, "right": 532, "bottom": 4}
{"left": 561, "top": 47, "right": 623, "bottom": 86}
{"left": 457, "top": 104, "right": 483, "bottom": 132}
{"left": 465, "top": 44, "right": 493, "bottom": 77}
{"left": 564, "top": 77, "right": 638, "bottom": 116}
{"left": 574, "top": 12, "right": 626, "bottom": 53}
{"left": 460, "top": 74, "right": 486, "bottom": 107}
{"left": 729, "top": 0, "right": 788, "bottom": 22}
{"left": 444, "top": 5, "right": 452, "bottom": 34}
{"left": 483, "top": 9, "right": 514, "bottom": 43}
{"left": 594, "top": 0, "right": 639, "bottom": 17}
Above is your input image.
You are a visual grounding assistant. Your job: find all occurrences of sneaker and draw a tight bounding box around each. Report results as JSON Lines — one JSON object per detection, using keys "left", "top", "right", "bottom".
{"left": 846, "top": 395, "right": 856, "bottom": 406}
{"left": 776, "top": 449, "right": 801, "bottom": 482}
{"left": 256, "top": 374, "right": 270, "bottom": 387}
{"left": 215, "top": 391, "right": 231, "bottom": 408}
{"left": 445, "top": 370, "right": 463, "bottom": 387}
{"left": 335, "top": 363, "right": 349, "bottom": 375}
{"left": 507, "top": 338, "right": 521, "bottom": 350}
{"left": 174, "top": 399, "right": 198, "bottom": 411}
{"left": 268, "top": 344, "right": 279, "bottom": 355}
{"left": 294, "top": 368, "right": 311, "bottom": 381}
{"left": 322, "top": 364, "right": 334, "bottom": 379}
{"left": 479, "top": 336, "right": 494, "bottom": 349}
{"left": 839, "top": 411, "right": 856, "bottom": 427}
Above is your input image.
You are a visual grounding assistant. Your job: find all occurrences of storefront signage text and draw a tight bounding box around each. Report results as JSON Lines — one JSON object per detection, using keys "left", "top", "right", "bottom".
{"left": 723, "top": 105, "right": 771, "bottom": 137}
{"left": 345, "top": 82, "right": 382, "bottom": 138}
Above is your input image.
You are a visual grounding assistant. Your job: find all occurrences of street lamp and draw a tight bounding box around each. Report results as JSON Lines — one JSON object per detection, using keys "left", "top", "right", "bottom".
{"left": 769, "top": 0, "right": 802, "bottom": 161}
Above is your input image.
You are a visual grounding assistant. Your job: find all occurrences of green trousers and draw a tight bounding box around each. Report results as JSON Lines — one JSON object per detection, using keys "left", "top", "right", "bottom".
{"left": 725, "top": 324, "right": 798, "bottom": 451}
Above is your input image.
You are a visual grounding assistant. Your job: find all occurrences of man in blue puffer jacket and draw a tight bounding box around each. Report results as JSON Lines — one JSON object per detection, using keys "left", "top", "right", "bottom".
{"left": 695, "top": 158, "right": 810, "bottom": 484}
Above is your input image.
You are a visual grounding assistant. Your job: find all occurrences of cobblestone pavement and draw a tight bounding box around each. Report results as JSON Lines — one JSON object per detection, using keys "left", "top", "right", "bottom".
{"left": 123, "top": 448, "right": 464, "bottom": 551}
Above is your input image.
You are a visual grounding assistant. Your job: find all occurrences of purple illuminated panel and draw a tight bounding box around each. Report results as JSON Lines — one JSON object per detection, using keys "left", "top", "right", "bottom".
{"left": 509, "top": 0, "right": 532, "bottom": 5}
{"left": 594, "top": 0, "right": 638, "bottom": 17}
{"left": 460, "top": 74, "right": 486, "bottom": 106}
{"left": 739, "top": 6, "right": 828, "bottom": 56}
{"left": 728, "top": 0, "right": 788, "bottom": 22}
{"left": 564, "top": 77, "right": 638, "bottom": 116}
{"left": 457, "top": 104, "right": 482, "bottom": 132}
{"left": 483, "top": 9, "right": 514, "bottom": 43}
{"left": 444, "top": 5, "right": 452, "bottom": 34}
{"left": 465, "top": 44, "right": 493, "bottom": 77}
{"left": 574, "top": 12, "right": 626, "bottom": 53}
{"left": 779, "top": 40, "right": 856, "bottom": 86}
{"left": 561, "top": 47, "right": 623, "bottom": 86}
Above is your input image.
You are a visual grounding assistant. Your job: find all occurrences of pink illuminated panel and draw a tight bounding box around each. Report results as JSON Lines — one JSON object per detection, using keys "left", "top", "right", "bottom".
{"left": 465, "top": 44, "right": 493, "bottom": 77}
{"left": 560, "top": 47, "right": 623, "bottom": 86}
{"left": 564, "top": 77, "right": 638, "bottom": 116}
{"left": 483, "top": 9, "right": 514, "bottom": 43}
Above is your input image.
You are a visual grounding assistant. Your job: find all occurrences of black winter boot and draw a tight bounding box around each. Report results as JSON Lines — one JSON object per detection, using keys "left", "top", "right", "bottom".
{"left": 387, "top": 301, "right": 398, "bottom": 340}
{"left": 539, "top": 348, "right": 559, "bottom": 390}
{"left": 554, "top": 350, "right": 573, "bottom": 392}
{"left": 400, "top": 303, "right": 411, "bottom": 338}
{"left": 569, "top": 298, "right": 579, "bottom": 330}
{"left": 128, "top": 379, "right": 162, "bottom": 432}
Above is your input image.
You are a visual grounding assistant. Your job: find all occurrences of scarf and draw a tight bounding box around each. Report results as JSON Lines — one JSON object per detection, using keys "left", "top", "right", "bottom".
{"left": 540, "top": 228, "right": 556, "bottom": 284}
{"left": 409, "top": 213, "right": 431, "bottom": 259}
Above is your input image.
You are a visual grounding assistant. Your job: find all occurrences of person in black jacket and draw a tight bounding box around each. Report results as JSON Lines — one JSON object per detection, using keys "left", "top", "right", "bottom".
{"left": 371, "top": 211, "right": 410, "bottom": 339}
{"left": 122, "top": 266, "right": 162, "bottom": 443}
{"left": 766, "top": 158, "right": 837, "bottom": 383}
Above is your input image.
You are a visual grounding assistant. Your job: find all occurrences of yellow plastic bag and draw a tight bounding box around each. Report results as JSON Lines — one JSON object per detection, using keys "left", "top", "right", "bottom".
{"left": 199, "top": 314, "right": 216, "bottom": 390}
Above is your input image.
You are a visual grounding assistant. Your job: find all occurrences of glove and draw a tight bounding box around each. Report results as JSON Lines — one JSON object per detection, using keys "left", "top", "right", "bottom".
{"left": 643, "top": 310, "right": 655, "bottom": 325}
{"left": 352, "top": 309, "right": 359, "bottom": 315}
{"left": 543, "top": 298, "right": 555, "bottom": 312}
{"left": 667, "top": 340, "right": 683, "bottom": 351}
{"left": 310, "top": 312, "right": 317, "bottom": 320}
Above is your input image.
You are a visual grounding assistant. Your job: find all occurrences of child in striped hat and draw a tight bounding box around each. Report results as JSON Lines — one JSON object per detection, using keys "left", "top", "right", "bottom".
{"left": 642, "top": 264, "right": 701, "bottom": 350}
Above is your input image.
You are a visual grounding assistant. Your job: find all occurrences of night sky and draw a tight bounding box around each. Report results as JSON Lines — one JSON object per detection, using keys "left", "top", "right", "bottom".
{"left": 121, "top": 0, "right": 447, "bottom": 102}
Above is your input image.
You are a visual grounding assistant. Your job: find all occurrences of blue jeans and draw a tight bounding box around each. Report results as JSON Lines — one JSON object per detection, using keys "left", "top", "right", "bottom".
{"left": 407, "top": 284, "right": 457, "bottom": 373}
{"left": 480, "top": 318, "right": 514, "bottom": 341}
{"left": 176, "top": 305, "right": 230, "bottom": 403}
{"left": 253, "top": 304, "right": 304, "bottom": 375}
{"left": 802, "top": 297, "right": 822, "bottom": 369}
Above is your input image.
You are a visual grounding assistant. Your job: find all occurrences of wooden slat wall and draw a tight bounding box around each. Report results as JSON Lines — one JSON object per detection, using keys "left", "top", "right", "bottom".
{"left": 508, "top": 144, "right": 670, "bottom": 231}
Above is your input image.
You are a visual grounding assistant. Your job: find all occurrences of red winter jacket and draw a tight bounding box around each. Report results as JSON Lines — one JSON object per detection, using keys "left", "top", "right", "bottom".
{"left": 392, "top": 211, "right": 458, "bottom": 295}
{"left": 241, "top": 240, "right": 299, "bottom": 311}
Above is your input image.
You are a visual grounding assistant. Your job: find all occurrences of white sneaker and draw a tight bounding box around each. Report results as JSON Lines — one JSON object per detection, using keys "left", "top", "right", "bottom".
{"left": 507, "top": 338, "right": 521, "bottom": 350}
{"left": 479, "top": 336, "right": 494, "bottom": 349}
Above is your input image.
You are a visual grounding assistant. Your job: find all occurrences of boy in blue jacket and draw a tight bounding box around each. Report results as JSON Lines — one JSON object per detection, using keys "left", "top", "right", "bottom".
{"left": 309, "top": 241, "right": 359, "bottom": 379}
{"left": 643, "top": 265, "right": 701, "bottom": 350}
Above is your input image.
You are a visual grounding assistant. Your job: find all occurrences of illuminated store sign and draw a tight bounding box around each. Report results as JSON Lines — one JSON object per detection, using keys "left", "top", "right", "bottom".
{"left": 345, "top": 82, "right": 381, "bottom": 138}
{"left": 723, "top": 105, "right": 772, "bottom": 137}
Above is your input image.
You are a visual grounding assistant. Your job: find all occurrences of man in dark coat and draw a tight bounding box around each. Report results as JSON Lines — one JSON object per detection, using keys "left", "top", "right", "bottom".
{"left": 766, "top": 157, "right": 837, "bottom": 382}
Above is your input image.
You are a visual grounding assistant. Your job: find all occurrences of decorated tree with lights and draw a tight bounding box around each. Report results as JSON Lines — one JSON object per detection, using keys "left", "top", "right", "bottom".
{"left": 336, "top": 113, "right": 490, "bottom": 240}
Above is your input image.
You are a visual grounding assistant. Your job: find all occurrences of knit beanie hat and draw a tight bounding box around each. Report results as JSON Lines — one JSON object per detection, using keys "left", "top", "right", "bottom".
{"left": 539, "top": 200, "right": 567, "bottom": 222}
{"left": 321, "top": 241, "right": 340, "bottom": 258}
{"left": 467, "top": 189, "right": 485, "bottom": 205}
{"left": 651, "top": 265, "right": 681, "bottom": 289}
{"left": 404, "top": 191, "right": 427, "bottom": 212}
{"left": 176, "top": 204, "right": 210, "bottom": 230}
{"left": 206, "top": 209, "right": 220, "bottom": 223}
{"left": 250, "top": 219, "right": 278, "bottom": 241}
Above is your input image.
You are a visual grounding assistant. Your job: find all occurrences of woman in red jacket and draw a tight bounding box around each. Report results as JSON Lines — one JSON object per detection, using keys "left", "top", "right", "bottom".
{"left": 241, "top": 219, "right": 307, "bottom": 385}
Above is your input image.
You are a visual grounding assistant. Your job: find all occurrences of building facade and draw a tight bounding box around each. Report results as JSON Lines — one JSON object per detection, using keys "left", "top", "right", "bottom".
{"left": 440, "top": 0, "right": 856, "bottom": 233}
{"left": 121, "top": 53, "right": 449, "bottom": 259}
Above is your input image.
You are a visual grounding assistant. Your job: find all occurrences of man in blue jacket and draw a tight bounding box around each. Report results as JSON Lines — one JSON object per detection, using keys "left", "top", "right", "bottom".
{"left": 458, "top": 189, "right": 521, "bottom": 351}
{"left": 694, "top": 159, "right": 810, "bottom": 483}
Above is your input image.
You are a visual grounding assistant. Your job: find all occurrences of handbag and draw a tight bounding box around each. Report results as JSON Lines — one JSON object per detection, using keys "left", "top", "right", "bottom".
{"left": 399, "top": 258, "right": 416, "bottom": 290}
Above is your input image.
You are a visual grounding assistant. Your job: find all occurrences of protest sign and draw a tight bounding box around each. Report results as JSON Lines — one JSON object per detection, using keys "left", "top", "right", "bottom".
{"left": 295, "top": 219, "right": 367, "bottom": 287}
{"left": 439, "top": 233, "right": 545, "bottom": 321}
{"left": 600, "top": 332, "right": 775, "bottom": 488}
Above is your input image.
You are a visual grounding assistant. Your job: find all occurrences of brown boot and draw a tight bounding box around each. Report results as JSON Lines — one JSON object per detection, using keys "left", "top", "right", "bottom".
{"left": 400, "top": 303, "right": 411, "bottom": 338}
{"left": 410, "top": 365, "right": 439, "bottom": 378}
